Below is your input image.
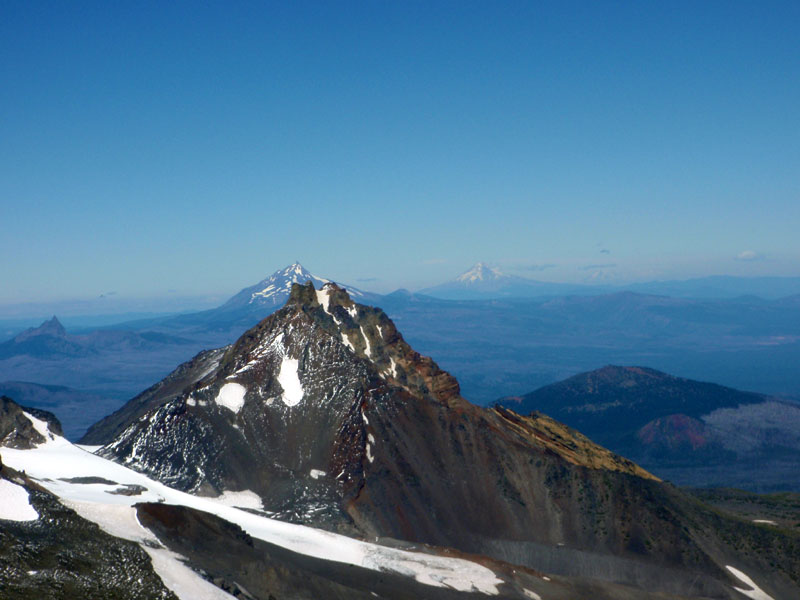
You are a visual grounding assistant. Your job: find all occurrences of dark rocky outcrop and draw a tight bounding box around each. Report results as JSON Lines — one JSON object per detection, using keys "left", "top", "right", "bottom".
{"left": 0, "top": 466, "right": 176, "bottom": 600}
{"left": 0, "top": 396, "right": 62, "bottom": 449}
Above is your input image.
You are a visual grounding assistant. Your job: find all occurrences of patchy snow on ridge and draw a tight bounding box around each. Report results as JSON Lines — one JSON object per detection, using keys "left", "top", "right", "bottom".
{"left": 215, "top": 383, "right": 247, "bottom": 414}
{"left": 1, "top": 434, "right": 503, "bottom": 596}
{"left": 277, "top": 356, "right": 303, "bottom": 407}
{"left": 0, "top": 478, "right": 39, "bottom": 521}
{"left": 726, "top": 566, "right": 774, "bottom": 600}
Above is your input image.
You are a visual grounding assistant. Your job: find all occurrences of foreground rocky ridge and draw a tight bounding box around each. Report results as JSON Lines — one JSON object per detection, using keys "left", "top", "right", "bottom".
{"left": 86, "top": 282, "right": 800, "bottom": 599}
{"left": 0, "top": 459, "right": 177, "bottom": 600}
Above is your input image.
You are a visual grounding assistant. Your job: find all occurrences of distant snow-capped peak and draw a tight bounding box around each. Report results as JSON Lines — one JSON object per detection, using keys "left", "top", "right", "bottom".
{"left": 455, "top": 262, "right": 504, "bottom": 284}
{"left": 249, "top": 262, "right": 330, "bottom": 304}
{"left": 221, "top": 263, "right": 363, "bottom": 310}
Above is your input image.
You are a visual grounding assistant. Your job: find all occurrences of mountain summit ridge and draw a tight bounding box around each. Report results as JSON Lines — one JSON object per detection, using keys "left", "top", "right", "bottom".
{"left": 455, "top": 261, "right": 505, "bottom": 283}
{"left": 13, "top": 316, "right": 67, "bottom": 342}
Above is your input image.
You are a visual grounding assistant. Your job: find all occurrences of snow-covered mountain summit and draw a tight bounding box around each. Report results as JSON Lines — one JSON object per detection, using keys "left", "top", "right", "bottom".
{"left": 219, "top": 262, "right": 364, "bottom": 311}
{"left": 455, "top": 262, "right": 505, "bottom": 283}
{"left": 419, "top": 262, "right": 591, "bottom": 299}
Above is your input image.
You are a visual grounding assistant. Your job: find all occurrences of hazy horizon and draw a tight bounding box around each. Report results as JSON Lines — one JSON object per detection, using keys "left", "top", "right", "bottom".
{"left": 2, "top": 260, "right": 800, "bottom": 322}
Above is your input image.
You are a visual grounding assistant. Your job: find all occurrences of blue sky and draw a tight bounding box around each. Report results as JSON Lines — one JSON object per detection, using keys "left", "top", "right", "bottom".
{"left": 1, "top": 1, "right": 798, "bottom": 306}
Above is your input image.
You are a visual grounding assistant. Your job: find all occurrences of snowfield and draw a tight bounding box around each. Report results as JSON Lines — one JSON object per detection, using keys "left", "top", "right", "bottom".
{"left": 0, "top": 478, "right": 39, "bottom": 522}
{"left": 277, "top": 356, "right": 303, "bottom": 406}
{"left": 1, "top": 412, "right": 504, "bottom": 598}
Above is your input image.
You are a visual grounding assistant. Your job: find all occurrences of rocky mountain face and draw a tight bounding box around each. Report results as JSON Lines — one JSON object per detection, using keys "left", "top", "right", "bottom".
{"left": 499, "top": 365, "right": 800, "bottom": 490}
{"left": 91, "top": 283, "right": 800, "bottom": 599}
{"left": 1, "top": 396, "right": 63, "bottom": 449}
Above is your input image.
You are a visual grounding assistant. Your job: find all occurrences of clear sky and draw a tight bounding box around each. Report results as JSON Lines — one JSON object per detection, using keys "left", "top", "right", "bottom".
{"left": 1, "top": 1, "right": 798, "bottom": 307}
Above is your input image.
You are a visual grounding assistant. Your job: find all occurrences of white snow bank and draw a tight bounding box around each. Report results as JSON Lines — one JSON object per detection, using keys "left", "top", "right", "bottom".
{"left": 752, "top": 519, "right": 777, "bottom": 526}
{"left": 726, "top": 566, "right": 774, "bottom": 600}
{"left": 310, "top": 469, "right": 326, "bottom": 480}
{"left": 316, "top": 285, "right": 344, "bottom": 325}
{"left": 0, "top": 478, "right": 39, "bottom": 521}
{"left": 315, "top": 288, "right": 331, "bottom": 312}
{"left": 215, "top": 383, "right": 247, "bottom": 414}
{"left": 277, "top": 356, "right": 303, "bottom": 407}
{"left": 209, "top": 490, "right": 263, "bottom": 510}
{"left": 146, "top": 545, "right": 235, "bottom": 600}
{"left": 1, "top": 434, "right": 502, "bottom": 595}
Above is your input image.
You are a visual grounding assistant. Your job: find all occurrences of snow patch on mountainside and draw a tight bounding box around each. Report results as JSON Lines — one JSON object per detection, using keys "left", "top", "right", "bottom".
{"left": 360, "top": 326, "right": 372, "bottom": 358}
{"left": 341, "top": 333, "right": 355, "bottom": 352}
{"left": 316, "top": 286, "right": 343, "bottom": 325}
{"left": 726, "top": 566, "right": 774, "bottom": 600}
{"left": 315, "top": 287, "right": 331, "bottom": 312}
{"left": 25, "top": 411, "right": 55, "bottom": 444}
{"left": 277, "top": 356, "right": 303, "bottom": 407}
{"left": 0, "top": 479, "right": 39, "bottom": 521}
{"left": 215, "top": 383, "right": 246, "bottom": 414}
